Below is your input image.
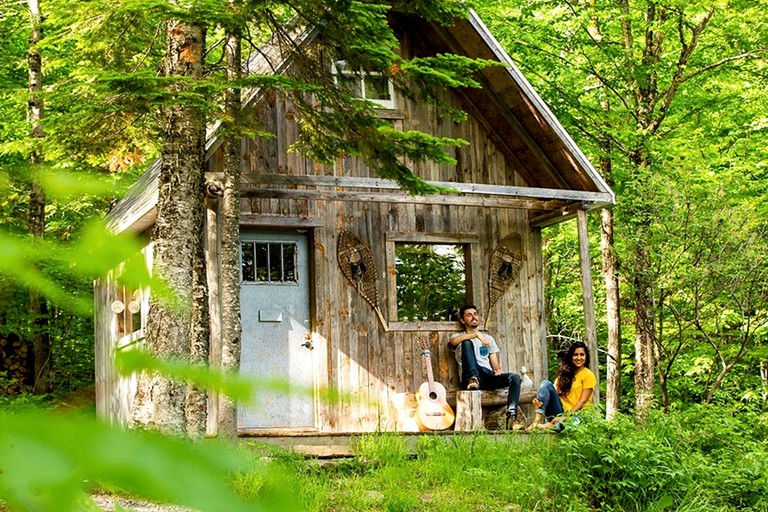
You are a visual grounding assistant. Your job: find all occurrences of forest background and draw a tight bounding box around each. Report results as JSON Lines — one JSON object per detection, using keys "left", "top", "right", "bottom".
{"left": 1, "top": 0, "right": 767, "bottom": 510}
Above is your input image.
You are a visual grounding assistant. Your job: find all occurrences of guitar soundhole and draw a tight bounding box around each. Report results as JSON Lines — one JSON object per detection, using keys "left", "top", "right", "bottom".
{"left": 429, "top": 391, "right": 438, "bottom": 400}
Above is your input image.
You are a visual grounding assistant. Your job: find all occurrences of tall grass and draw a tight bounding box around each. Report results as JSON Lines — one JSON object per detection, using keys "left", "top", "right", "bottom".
{"left": 238, "top": 405, "right": 768, "bottom": 511}
{"left": 1, "top": 403, "right": 765, "bottom": 510}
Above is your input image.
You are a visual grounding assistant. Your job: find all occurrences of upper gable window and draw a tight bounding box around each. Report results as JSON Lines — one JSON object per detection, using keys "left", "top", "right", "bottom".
{"left": 332, "top": 61, "right": 395, "bottom": 110}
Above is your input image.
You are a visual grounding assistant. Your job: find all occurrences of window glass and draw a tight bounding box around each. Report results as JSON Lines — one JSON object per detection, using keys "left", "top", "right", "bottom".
{"left": 283, "top": 243, "right": 297, "bottom": 281}
{"left": 365, "top": 75, "right": 391, "bottom": 101}
{"left": 116, "top": 285, "right": 144, "bottom": 338}
{"left": 395, "top": 243, "right": 466, "bottom": 321}
{"left": 255, "top": 243, "right": 269, "bottom": 281}
{"left": 241, "top": 242, "right": 255, "bottom": 281}
{"left": 333, "top": 64, "right": 394, "bottom": 108}
{"left": 337, "top": 73, "right": 362, "bottom": 97}
{"left": 269, "top": 243, "right": 282, "bottom": 281}
{"left": 241, "top": 242, "right": 298, "bottom": 283}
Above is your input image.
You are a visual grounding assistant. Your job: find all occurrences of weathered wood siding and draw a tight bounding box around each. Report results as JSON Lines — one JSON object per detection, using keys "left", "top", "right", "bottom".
{"left": 94, "top": 241, "right": 151, "bottom": 427}
{"left": 205, "top": 40, "right": 548, "bottom": 433}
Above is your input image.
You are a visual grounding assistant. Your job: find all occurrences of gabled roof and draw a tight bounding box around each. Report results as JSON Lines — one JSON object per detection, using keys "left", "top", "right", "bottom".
{"left": 107, "top": 10, "right": 613, "bottom": 234}
{"left": 437, "top": 11, "right": 611, "bottom": 196}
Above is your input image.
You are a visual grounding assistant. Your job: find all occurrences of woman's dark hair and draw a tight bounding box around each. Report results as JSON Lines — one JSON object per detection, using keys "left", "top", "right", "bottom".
{"left": 555, "top": 341, "right": 590, "bottom": 396}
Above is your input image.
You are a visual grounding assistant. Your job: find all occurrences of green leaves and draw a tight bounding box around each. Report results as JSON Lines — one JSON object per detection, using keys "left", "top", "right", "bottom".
{"left": 0, "top": 410, "right": 261, "bottom": 512}
{"left": 115, "top": 349, "right": 255, "bottom": 403}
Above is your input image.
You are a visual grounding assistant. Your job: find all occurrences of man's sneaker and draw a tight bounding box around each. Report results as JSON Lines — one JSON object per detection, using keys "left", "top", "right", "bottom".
{"left": 467, "top": 377, "right": 480, "bottom": 390}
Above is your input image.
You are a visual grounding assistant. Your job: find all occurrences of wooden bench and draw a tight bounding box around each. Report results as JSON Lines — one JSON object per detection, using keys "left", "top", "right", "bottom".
{"left": 446, "top": 389, "right": 536, "bottom": 431}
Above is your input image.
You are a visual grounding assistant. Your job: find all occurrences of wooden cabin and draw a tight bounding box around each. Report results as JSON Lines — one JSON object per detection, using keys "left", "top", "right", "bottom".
{"left": 94, "top": 10, "right": 614, "bottom": 440}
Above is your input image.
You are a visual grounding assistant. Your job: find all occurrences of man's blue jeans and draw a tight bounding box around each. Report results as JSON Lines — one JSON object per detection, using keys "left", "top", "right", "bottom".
{"left": 459, "top": 340, "right": 521, "bottom": 417}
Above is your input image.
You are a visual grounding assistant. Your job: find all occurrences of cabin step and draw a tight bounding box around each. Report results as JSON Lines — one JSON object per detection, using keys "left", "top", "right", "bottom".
{"left": 450, "top": 389, "right": 536, "bottom": 432}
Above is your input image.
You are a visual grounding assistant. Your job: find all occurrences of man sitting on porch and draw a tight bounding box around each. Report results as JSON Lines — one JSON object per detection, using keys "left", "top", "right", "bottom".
{"left": 448, "top": 304, "right": 525, "bottom": 430}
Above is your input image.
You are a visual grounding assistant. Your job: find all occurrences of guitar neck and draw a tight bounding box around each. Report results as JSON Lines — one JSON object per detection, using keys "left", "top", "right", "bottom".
{"left": 421, "top": 350, "right": 437, "bottom": 392}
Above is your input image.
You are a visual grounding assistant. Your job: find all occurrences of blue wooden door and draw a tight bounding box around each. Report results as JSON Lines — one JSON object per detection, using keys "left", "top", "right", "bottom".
{"left": 238, "top": 231, "right": 314, "bottom": 429}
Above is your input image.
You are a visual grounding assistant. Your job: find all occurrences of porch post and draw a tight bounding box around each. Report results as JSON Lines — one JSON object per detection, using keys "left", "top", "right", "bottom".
{"left": 205, "top": 197, "right": 221, "bottom": 436}
{"left": 577, "top": 208, "right": 600, "bottom": 404}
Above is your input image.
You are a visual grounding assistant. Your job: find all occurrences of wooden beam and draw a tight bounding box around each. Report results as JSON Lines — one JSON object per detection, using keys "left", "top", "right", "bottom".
{"left": 243, "top": 187, "right": 570, "bottom": 210}
{"left": 529, "top": 201, "right": 613, "bottom": 228}
{"left": 577, "top": 209, "right": 599, "bottom": 405}
{"left": 227, "top": 173, "right": 613, "bottom": 206}
{"left": 385, "top": 232, "right": 479, "bottom": 243}
{"left": 240, "top": 214, "right": 324, "bottom": 228}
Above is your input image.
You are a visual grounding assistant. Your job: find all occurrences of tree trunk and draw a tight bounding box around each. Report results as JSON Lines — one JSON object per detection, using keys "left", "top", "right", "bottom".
{"left": 601, "top": 206, "right": 621, "bottom": 419}
{"left": 27, "top": 0, "right": 50, "bottom": 395}
{"left": 632, "top": 240, "right": 656, "bottom": 417}
{"left": 658, "top": 360, "right": 669, "bottom": 412}
{"left": 577, "top": 209, "right": 599, "bottom": 404}
{"left": 627, "top": 1, "right": 664, "bottom": 418}
{"left": 130, "top": 18, "right": 207, "bottom": 435}
{"left": 186, "top": 209, "right": 210, "bottom": 438}
{"left": 594, "top": 83, "right": 622, "bottom": 419}
{"left": 630, "top": 153, "right": 657, "bottom": 419}
{"left": 217, "top": 3, "right": 243, "bottom": 439}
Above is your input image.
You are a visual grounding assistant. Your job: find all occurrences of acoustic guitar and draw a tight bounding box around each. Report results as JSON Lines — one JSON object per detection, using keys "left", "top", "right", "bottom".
{"left": 415, "top": 336, "right": 455, "bottom": 431}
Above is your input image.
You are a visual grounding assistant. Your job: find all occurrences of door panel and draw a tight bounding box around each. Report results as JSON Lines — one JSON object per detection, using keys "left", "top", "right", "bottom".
{"left": 238, "top": 231, "right": 314, "bottom": 429}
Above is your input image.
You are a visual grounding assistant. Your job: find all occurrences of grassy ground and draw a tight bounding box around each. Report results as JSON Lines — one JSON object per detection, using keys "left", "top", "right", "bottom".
{"left": 232, "top": 408, "right": 768, "bottom": 512}
{"left": 17, "top": 389, "right": 765, "bottom": 512}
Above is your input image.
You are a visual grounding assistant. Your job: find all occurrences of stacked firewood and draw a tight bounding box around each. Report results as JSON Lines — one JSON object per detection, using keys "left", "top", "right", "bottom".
{"left": 0, "top": 333, "right": 29, "bottom": 396}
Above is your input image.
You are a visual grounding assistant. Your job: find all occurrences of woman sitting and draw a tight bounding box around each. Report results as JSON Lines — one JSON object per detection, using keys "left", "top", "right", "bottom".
{"left": 528, "top": 341, "right": 596, "bottom": 431}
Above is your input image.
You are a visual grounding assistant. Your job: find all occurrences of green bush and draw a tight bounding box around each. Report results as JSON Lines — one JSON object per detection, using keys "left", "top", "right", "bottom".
{"left": 543, "top": 408, "right": 768, "bottom": 511}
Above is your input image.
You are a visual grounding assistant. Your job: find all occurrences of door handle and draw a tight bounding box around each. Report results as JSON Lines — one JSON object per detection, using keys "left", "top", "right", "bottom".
{"left": 301, "top": 340, "right": 314, "bottom": 350}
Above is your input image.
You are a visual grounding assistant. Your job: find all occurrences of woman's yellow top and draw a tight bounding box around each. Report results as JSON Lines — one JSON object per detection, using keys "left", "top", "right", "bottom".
{"left": 556, "top": 367, "right": 597, "bottom": 411}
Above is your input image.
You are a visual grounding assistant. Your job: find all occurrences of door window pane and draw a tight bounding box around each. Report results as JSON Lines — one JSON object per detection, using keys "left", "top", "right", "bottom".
{"left": 241, "top": 242, "right": 255, "bottom": 281}
{"left": 241, "top": 242, "right": 298, "bottom": 283}
{"left": 255, "top": 243, "right": 269, "bottom": 281}
{"left": 283, "top": 243, "right": 297, "bottom": 281}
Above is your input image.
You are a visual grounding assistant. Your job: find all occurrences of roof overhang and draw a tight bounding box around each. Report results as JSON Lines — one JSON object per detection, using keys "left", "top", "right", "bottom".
{"left": 106, "top": 10, "right": 614, "bottom": 234}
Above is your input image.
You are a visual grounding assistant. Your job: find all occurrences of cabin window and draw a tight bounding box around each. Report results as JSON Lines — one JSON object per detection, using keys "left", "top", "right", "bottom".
{"left": 113, "top": 283, "right": 145, "bottom": 339}
{"left": 394, "top": 243, "right": 467, "bottom": 322}
{"left": 332, "top": 62, "right": 395, "bottom": 109}
{"left": 241, "top": 241, "right": 298, "bottom": 283}
{"left": 385, "top": 233, "right": 480, "bottom": 329}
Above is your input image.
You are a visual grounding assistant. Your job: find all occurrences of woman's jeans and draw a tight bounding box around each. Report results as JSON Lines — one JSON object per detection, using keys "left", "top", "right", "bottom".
{"left": 535, "top": 380, "right": 564, "bottom": 419}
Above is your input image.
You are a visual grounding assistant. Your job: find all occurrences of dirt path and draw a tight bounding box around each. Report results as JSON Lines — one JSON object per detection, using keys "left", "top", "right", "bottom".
{"left": 91, "top": 493, "right": 194, "bottom": 512}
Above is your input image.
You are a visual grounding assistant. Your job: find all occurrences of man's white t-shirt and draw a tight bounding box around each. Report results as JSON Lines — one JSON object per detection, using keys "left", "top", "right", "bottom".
{"left": 450, "top": 332, "right": 500, "bottom": 373}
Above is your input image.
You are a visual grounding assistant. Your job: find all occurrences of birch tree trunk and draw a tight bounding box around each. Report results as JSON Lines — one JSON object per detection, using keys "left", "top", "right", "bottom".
{"left": 590, "top": 12, "right": 622, "bottom": 418}
{"left": 27, "top": 0, "right": 50, "bottom": 395}
{"left": 598, "top": 124, "right": 622, "bottom": 420}
{"left": 217, "top": 1, "right": 243, "bottom": 439}
{"left": 131, "top": 18, "right": 207, "bottom": 435}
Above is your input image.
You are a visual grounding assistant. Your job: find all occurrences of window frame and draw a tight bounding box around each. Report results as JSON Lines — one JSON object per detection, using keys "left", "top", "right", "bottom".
{"left": 385, "top": 232, "right": 481, "bottom": 331}
{"left": 113, "top": 250, "right": 151, "bottom": 350}
{"left": 331, "top": 62, "right": 396, "bottom": 110}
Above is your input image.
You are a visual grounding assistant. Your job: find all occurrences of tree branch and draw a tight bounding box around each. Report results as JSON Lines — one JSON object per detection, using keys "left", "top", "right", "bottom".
{"left": 647, "top": 6, "right": 713, "bottom": 134}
